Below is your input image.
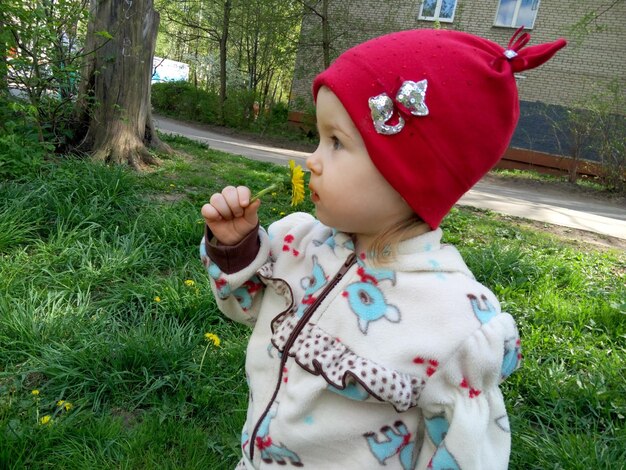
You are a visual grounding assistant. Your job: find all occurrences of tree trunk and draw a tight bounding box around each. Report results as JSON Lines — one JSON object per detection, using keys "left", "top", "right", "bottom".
{"left": 321, "top": 0, "right": 330, "bottom": 68}
{"left": 0, "top": 14, "right": 7, "bottom": 94}
{"left": 218, "top": 0, "right": 232, "bottom": 124}
{"left": 75, "top": 0, "right": 171, "bottom": 169}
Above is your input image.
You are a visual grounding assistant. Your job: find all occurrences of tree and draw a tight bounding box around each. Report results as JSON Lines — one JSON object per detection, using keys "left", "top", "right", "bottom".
{"left": 0, "top": 14, "right": 7, "bottom": 94}
{"left": 567, "top": 0, "right": 625, "bottom": 45}
{"left": 1, "top": 0, "right": 89, "bottom": 146}
{"left": 158, "top": 0, "right": 233, "bottom": 124}
{"left": 230, "top": 0, "right": 301, "bottom": 105}
{"left": 74, "top": 0, "right": 171, "bottom": 168}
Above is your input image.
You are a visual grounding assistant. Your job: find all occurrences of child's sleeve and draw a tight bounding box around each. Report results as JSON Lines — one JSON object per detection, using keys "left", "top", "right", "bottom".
{"left": 415, "top": 312, "right": 521, "bottom": 470}
{"left": 200, "top": 224, "right": 272, "bottom": 326}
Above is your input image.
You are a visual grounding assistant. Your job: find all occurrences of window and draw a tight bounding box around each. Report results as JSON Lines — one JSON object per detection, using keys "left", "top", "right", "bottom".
{"left": 494, "top": 0, "right": 540, "bottom": 29}
{"left": 418, "top": 0, "right": 458, "bottom": 23}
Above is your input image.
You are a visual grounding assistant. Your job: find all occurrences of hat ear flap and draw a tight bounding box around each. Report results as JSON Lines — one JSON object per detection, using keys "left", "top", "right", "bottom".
{"left": 510, "top": 39, "right": 567, "bottom": 73}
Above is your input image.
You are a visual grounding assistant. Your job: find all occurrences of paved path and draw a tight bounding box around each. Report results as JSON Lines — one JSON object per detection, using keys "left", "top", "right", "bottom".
{"left": 154, "top": 114, "right": 626, "bottom": 241}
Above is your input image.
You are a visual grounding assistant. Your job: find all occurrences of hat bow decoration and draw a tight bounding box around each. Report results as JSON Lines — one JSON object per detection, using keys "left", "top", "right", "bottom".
{"left": 368, "top": 79, "right": 429, "bottom": 135}
{"left": 501, "top": 26, "right": 567, "bottom": 73}
{"left": 503, "top": 26, "right": 530, "bottom": 59}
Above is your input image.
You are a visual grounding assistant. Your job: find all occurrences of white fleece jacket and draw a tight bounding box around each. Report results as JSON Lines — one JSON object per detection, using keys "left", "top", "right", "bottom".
{"left": 200, "top": 212, "right": 521, "bottom": 470}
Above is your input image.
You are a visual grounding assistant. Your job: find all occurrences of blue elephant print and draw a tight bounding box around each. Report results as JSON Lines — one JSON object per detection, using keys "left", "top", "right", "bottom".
{"left": 297, "top": 255, "right": 327, "bottom": 317}
{"left": 467, "top": 293, "right": 497, "bottom": 324}
{"left": 425, "top": 415, "right": 460, "bottom": 470}
{"left": 364, "top": 420, "right": 415, "bottom": 470}
{"left": 255, "top": 402, "right": 304, "bottom": 466}
{"left": 343, "top": 262, "right": 400, "bottom": 334}
{"left": 501, "top": 335, "right": 521, "bottom": 379}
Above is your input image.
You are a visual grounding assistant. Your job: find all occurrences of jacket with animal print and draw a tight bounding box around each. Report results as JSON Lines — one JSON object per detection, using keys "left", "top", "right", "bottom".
{"left": 200, "top": 212, "right": 521, "bottom": 470}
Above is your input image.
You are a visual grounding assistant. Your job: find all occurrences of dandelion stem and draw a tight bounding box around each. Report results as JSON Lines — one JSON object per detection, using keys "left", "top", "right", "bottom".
{"left": 199, "top": 343, "right": 210, "bottom": 374}
{"left": 250, "top": 183, "right": 279, "bottom": 203}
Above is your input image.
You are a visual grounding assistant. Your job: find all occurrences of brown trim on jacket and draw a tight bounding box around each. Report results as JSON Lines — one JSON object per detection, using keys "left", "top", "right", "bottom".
{"left": 204, "top": 223, "right": 261, "bottom": 274}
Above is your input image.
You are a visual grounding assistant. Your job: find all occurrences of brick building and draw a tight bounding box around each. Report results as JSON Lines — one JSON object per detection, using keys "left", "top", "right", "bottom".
{"left": 290, "top": 0, "right": 626, "bottom": 171}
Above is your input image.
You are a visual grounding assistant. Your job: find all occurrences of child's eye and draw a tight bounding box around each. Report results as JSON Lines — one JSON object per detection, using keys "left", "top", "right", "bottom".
{"left": 331, "top": 136, "right": 342, "bottom": 150}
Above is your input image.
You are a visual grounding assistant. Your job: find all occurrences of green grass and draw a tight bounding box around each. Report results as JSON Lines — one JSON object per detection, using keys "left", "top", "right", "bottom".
{"left": 1, "top": 134, "right": 624, "bottom": 469}
{"left": 492, "top": 168, "right": 625, "bottom": 197}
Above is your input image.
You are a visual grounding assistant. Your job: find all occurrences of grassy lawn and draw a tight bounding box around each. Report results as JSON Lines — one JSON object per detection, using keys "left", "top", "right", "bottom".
{"left": 1, "top": 134, "right": 624, "bottom": 469}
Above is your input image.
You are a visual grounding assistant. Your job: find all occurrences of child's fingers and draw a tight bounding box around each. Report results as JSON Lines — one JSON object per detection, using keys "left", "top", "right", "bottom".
{"left": 201, "top": 203, "right": 223, "bottom": 222}
{"left": 222, "top": 186, "right": 245, "bottom": 217}
{"left": 236, "top": 186, "right": 252, "bottom": 207}
{"left": 208, "top": 192, "right": 234, "bottom": 220}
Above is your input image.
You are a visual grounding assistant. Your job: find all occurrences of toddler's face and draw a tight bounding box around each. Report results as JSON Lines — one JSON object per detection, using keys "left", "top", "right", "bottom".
{"left": 306, "top": 87, "right": 413, "bottom": 250}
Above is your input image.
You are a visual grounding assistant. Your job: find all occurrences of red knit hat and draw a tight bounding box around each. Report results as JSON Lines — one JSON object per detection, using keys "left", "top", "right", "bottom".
{"left": 313, "top": 28, "right": 566, "bottom": 228}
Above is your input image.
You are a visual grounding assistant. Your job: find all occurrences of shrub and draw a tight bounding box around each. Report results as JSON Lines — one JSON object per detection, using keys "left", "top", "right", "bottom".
{"left": 151, "top": 81, "right": 219, "bottom": 124}
{"left": 151, "top": 82, "right": 315, "bottom": 145}
{"left": 223, "top": 89, "right": 257, "bottom": 129}
{"left": 0, "top": 99, "right": 53, "bottom": 178}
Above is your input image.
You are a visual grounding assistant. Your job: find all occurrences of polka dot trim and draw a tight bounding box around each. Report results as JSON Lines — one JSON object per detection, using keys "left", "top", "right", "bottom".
{"left": 271, "top": 315, "right": 424, "bottom": 412}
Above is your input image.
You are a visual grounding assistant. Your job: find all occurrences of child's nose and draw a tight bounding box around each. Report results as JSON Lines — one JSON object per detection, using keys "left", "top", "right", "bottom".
{"left": 306, "top": 149, "right": 322, "bottom": 174}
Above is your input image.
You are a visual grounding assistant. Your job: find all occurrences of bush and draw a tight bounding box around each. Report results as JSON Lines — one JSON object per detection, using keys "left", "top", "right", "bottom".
{"left": 562, "top": 81, "right": 625, "bottom": 192}
{"left": 151, "top": 81, "right": 219, "bottom": 124}
{"left": 223, "top": 88, "right": 256, "bottom": 129}
{"left": 152, "top": 81, "right": 258, "bottom": 129}
{"left": 0, "top": 99, "right": 53, "bottom": 178}
{"left": 151, "top": 82, "right": 316, "bottom": 145}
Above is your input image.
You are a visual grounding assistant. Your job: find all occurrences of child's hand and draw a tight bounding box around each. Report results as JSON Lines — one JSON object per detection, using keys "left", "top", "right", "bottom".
{"left": 201, "top": 186, "right": 260, "bottom": 246}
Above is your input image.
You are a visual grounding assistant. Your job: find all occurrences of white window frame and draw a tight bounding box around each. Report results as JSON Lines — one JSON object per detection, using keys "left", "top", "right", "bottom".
{"left": 418, "top": 0, "right": 458, "bottom": 23}
{"left": 494, "top": 0, "right": 541, "bottom": 29}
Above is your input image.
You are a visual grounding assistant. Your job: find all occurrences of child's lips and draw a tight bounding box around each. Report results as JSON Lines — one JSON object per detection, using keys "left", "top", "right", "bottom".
{"left": 309, "top": 185, "right": 320, "bottom": 203}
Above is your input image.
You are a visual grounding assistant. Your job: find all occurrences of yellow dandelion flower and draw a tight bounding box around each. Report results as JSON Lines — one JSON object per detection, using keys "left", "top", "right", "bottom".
{"left": 204, "top": 332, "right": 221, "bottom": 347}
{"left": 31, "top": 389, "right": 40, "bottom": 396}
{"left": 184, "top": 279, "right": 195, "bottom": 287}
{"left": 154, "top": 296, "right": 161, "bottom": 303}
{"left": 249, "top": 160, "right": 306, "bottom": 207}
{"left": 39, "top": 415, "right": 52, "bottom": 425}
{"left": 199, "top": 332, "right": 221, "bottom": 373}
{"left": 57, "top": 400, "right": 73, "bottom": 411}
{"left": 288, "top": 160, "right": 305, "bottom": 207}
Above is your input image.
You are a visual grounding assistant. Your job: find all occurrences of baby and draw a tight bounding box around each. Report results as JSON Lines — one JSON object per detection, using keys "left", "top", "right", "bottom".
{"left": 201, "top": 28, "right": 565, "bottom": 469}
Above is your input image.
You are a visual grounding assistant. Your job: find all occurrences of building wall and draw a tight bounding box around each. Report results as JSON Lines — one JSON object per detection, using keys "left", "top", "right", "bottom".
{"left": 290, "top": 1, "right": 625, "bottom": 159}
{"left": 291, "top": 0, "right": 626, "bottom": 109}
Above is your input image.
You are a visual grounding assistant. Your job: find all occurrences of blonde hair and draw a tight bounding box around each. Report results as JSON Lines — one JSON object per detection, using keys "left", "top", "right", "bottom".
{"left": 367, "top": 214, "right": 430, "bottom": 266}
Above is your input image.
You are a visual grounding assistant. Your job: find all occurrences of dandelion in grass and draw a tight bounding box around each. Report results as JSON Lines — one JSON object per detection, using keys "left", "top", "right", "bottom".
{"left": 184, "top": 279, "right": 195, "bottom": 287}
{"left": 39, "top": 415, "right": 52, "bottom": 425}
{"left": 154, "top": 296, "right": 161, "bottom": 303}
{"left": 204, "top": 332, "right": 221, "bottom": 347}
{"left": 57, "top": 400, "right": 73, "bottom": 412}
{"left": 32, "top": 389, "right": 41, "bottom": 424}
{"left": 199, "top": 332, "right": 221, "bottom": 374}
{"left": 250, "top": 159, "right": 306, "bottom": 207}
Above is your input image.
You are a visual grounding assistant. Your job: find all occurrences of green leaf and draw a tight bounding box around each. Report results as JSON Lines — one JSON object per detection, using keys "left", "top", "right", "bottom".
{"left": 95, "top": 30, "right": 114, "bottom": 40}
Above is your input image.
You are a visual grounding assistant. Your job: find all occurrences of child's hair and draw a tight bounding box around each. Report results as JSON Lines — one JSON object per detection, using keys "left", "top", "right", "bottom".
{"left": 367, "top": 214, "right": 429, "bottom": 266}
{"left": 312, "top": 28, "right": 566, "bottom": 230}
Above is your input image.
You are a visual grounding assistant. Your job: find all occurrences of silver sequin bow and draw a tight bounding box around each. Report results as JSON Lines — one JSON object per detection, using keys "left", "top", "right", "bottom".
{"left": 368, "top": 79, "right": 429, "bottom": 135}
